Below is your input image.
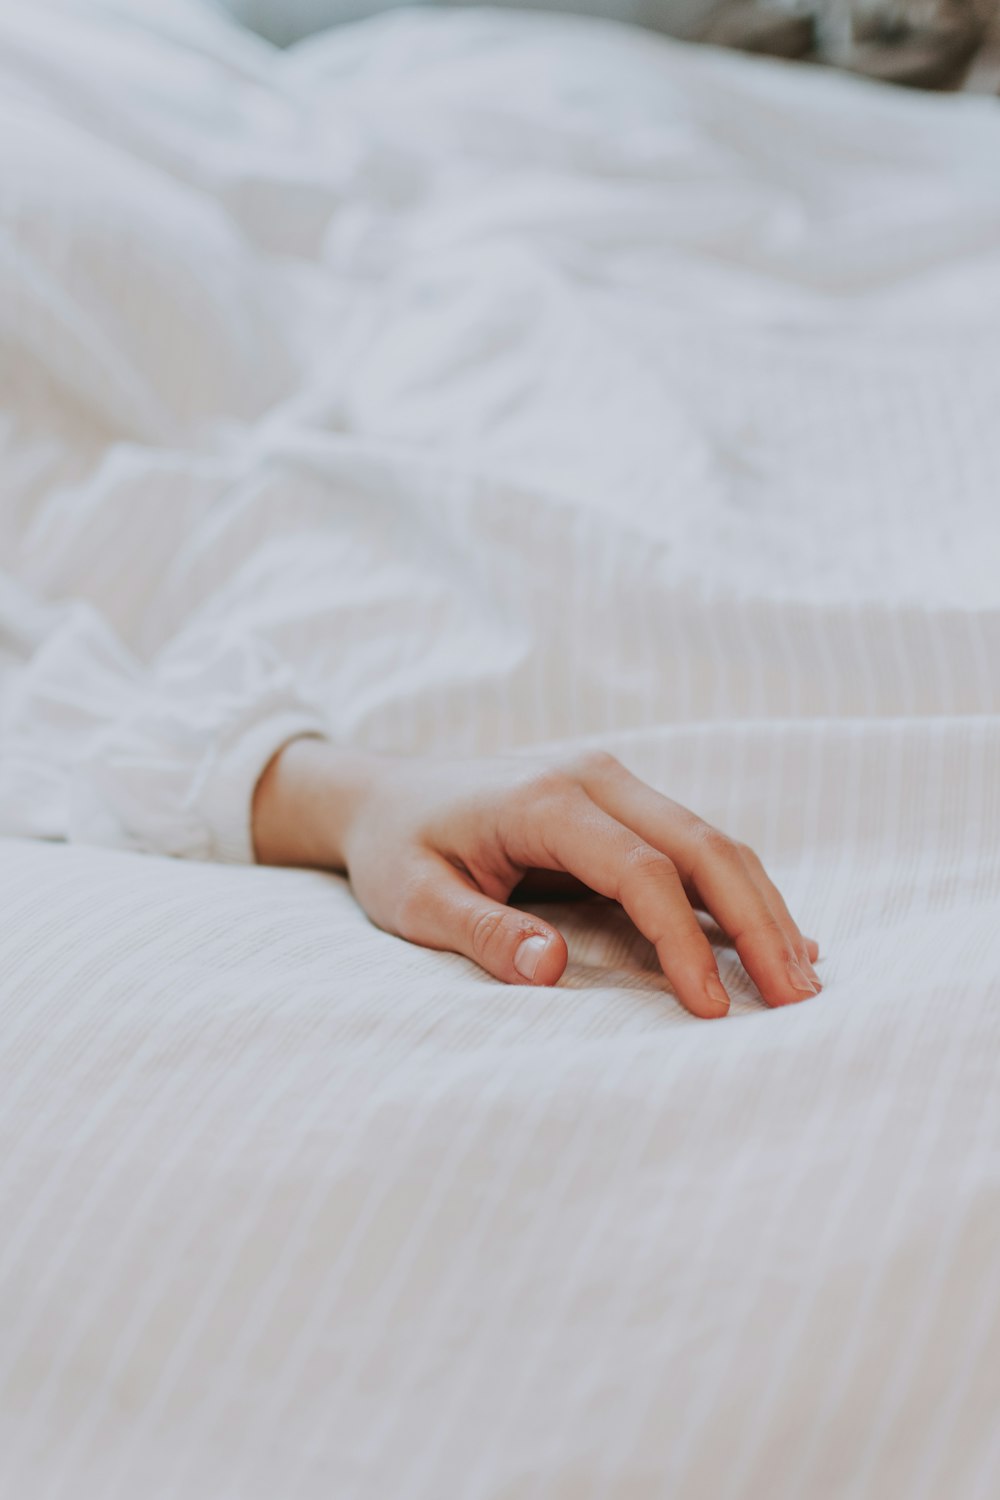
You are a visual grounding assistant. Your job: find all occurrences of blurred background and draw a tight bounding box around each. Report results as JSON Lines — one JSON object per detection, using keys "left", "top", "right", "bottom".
{"left": 219, "top": 0, "right": 1000, "bottom": 90}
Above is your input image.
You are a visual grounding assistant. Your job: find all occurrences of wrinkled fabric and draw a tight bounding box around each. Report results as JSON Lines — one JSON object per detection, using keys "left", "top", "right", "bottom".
{"left": 2, "top": 1, "right": 1000, "bottom": 865}
{"left": 2, "top": 10, "right": 1000, "bottom": 1495}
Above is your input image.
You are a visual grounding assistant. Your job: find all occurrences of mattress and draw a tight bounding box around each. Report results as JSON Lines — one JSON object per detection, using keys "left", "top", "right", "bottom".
{"left": 2, "top": 2, "right": 1000, "bottom": 1496}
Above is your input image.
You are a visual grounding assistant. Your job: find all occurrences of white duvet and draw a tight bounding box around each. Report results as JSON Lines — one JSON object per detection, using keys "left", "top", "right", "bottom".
{"left": 2, "top": 2, "right": 1000, "bottom": 1495}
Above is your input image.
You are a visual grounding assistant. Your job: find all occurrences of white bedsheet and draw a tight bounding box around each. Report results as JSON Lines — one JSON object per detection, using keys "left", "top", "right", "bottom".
{"left": 2, "top": 2, "right": 1000, "bottom": 1495}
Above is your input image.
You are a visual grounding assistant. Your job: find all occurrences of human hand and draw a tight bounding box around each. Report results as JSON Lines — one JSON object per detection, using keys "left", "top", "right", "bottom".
{"left": 252, "top": 739, "right": 822, "bottom": 1019}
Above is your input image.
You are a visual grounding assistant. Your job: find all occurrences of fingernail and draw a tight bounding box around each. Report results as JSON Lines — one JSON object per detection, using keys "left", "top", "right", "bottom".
{"left": 788, "top": 956, "right": 821, "bottom": 996}
{"left": 514, "top": 935, "right": 550, "bottom": 982}
{"left": 704, "top": 974, "right": 731, "bottom": 1016}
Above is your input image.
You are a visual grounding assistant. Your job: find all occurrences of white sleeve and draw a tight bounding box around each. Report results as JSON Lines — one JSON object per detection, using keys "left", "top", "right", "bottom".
{"left": 0, "top": 573, "right": 328, "bottom": 864}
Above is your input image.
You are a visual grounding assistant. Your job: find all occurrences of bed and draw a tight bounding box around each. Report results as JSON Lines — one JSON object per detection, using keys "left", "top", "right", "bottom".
{"left": 2, "top": 1, "right": 1000, "bottom": 1495}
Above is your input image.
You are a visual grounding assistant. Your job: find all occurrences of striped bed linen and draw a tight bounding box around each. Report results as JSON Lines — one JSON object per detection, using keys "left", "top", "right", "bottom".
{"left": 2, "top": 2, "right": 1000, "bottom": 1495}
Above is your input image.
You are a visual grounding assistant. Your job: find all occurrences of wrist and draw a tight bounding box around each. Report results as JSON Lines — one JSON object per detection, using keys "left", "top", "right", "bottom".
{"left": 251, "top": 735, "right": 380, "bottom": 871}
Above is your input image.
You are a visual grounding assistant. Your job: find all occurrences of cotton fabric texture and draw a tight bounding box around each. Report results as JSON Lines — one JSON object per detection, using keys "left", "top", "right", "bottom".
{"left": 2, "top": 2, "right": 1000, "bottom": 1496}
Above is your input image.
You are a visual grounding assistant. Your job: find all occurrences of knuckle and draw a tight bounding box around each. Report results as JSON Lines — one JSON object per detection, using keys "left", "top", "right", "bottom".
{"left": 571, "top": 748, "right": 620, "bottom": 782}
{"left": 629, "top": 841, "right": 672, "bottom": 871}
{"left": 694, "top": 825, "right": 740, "bottom": 866}
{"left": 470, "top": 907, "right": 512, "bottom": 963}
{"left": 520, "top": 763, "right": 577, "bottom": 806}
{"left": 738, "top": 912, "right": 784, "bottom": 946}
{"left": 620, "top": 842, "right": 674, "bottom": 887}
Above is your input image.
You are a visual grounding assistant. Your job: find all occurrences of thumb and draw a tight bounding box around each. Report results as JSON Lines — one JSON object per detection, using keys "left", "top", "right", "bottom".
{"left": 398, "top": 860, "right": 568, "bottom": 986}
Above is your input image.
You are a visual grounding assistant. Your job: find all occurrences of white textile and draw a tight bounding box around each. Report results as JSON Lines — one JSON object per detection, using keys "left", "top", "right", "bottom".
{"left": 2, "top": 2, "right": 1000, "bottom": 1496}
